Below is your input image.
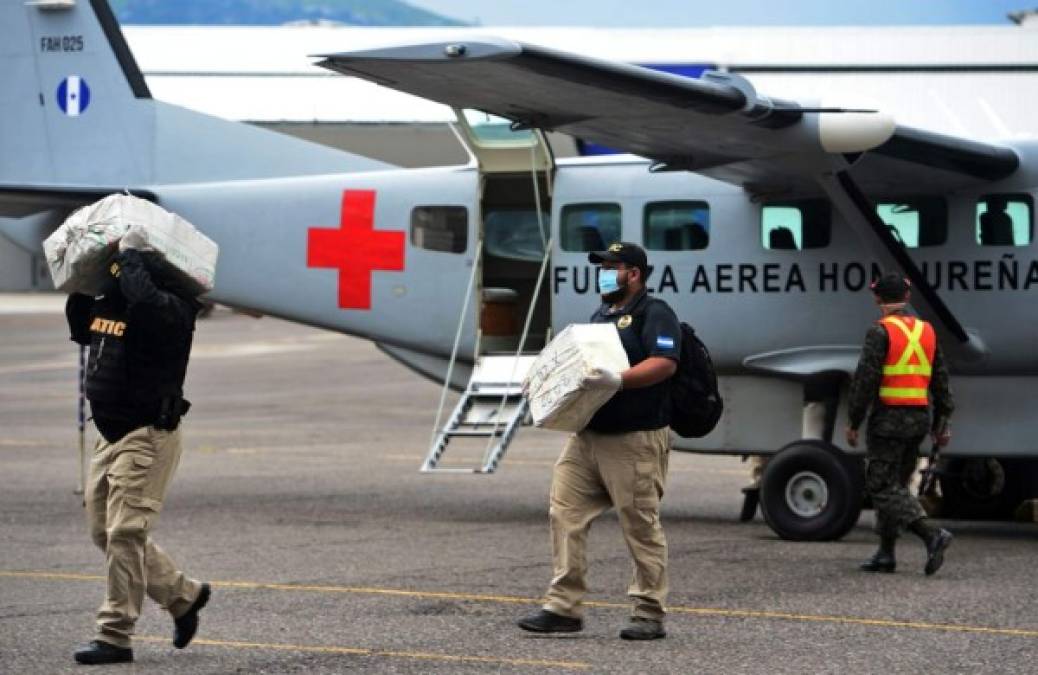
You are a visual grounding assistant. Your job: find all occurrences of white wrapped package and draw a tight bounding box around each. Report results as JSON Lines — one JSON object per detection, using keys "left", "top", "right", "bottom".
{"left": 525, "top": 324, "right": 630, "bottom": 432}
{"left": 42, "top": 193, "right": 218, "bottom": 296}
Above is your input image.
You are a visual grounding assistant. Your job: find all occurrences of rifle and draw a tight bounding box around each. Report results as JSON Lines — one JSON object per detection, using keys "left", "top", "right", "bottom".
{"left": 918, "top": 442, "right": 941, "bottom": 497}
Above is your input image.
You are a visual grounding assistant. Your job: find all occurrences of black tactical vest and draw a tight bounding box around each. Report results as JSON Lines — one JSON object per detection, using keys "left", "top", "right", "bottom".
{"left": 85, "top": 296, "right": 194, "bottom": 433}
{"left": 85, "top": 302, "right": 133, "bottom": 410}
{"left": 585, "top": 291, "right": 673, "bottom": 433}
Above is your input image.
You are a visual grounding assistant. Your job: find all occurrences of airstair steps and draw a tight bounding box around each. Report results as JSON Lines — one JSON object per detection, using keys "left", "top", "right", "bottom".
{"left": 423, "top": 354, "right": 536, "bottom": 474}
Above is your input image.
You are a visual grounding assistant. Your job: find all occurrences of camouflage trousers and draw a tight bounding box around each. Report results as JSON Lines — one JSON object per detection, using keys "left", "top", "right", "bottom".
{"left": 865, "top": 434, "right": 927, "bottom": 539}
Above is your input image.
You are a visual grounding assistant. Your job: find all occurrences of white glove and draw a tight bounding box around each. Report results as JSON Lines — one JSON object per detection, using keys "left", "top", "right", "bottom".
{"left": 585, "top": 367, "right": 622, "bottom": 391}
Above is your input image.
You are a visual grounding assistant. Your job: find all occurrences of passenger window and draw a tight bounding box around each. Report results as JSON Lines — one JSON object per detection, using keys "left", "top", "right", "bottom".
{"left": 411, "top": 206, "right": 467, "bottom": 253}
{"left": 560, "top": 203, "right": 621, "bottom": 251}
{"left": 876, "top": 197, "right": 947, "bottom": 247}
{"left": 644, "top": 201, "right": 709, "bottom": 250}
{"left": 762, "top": 200, "right": 830, "bottom": 250}
{"left": 976, "top": 194, "right": 1033, "bottom": 246}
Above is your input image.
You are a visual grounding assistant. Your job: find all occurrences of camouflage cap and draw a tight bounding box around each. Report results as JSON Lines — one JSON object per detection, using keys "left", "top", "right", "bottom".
{"left": 870, "top": 273, "right": 911, "bottom": 302}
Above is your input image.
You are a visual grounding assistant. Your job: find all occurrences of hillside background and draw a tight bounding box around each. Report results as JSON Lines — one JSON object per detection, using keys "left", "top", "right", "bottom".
{"left": 110, "top": 0, "right": 467, "bottom": 26}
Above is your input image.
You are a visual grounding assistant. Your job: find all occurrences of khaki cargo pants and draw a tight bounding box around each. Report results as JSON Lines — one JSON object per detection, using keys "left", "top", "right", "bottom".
{"left": 85, "top": 425, "right": 202, "bottom": 648}
{"left": 544, "top": 427, "right": 670, "bottom": 621}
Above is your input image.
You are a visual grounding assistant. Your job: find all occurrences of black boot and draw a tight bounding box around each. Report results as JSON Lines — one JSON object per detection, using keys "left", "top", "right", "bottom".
{"left": 517, "top": 609, "right": 583, "bottom": 633}
{"left": 73, "top": 640, "right": 133, "bottom": 665}
{"left": 909, "top": 519, "right": 953, "bottom": 576}
{"left": 860, "top": 536, "right": 897, "bottom": 573}
{"left": 174, "top": 582, "right": 211, "bottom": 649}
{"left": 739, "top": 487, "right": 760, "bottom": 522}
{"left": 619, "top": 617, "right": 666, "bottom": 640}
{"left": 924, "top": 528, "right": 953, "bottom": 576}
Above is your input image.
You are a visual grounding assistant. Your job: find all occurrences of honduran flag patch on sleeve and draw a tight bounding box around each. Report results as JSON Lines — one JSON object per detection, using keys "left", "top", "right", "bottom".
{"left": 656, "top": 336, "right": 675, "bottom": 349}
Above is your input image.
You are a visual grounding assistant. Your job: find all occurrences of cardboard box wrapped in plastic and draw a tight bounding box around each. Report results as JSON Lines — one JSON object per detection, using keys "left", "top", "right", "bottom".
{"left": 42, "top": 193, "right": 218, "bottom": 296}
{"left": 524, "top": 324, "right": 630, "bottom": 432}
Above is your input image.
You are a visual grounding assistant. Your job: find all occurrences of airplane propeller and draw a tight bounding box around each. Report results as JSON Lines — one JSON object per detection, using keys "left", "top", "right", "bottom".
{"left": 779, "top": 107, "right": 879, "bottom": 113}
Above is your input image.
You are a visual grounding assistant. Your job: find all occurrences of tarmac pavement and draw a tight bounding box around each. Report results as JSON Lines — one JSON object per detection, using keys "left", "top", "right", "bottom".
{"left": 1, "top": 304, "right": 1036, "bottom": 673}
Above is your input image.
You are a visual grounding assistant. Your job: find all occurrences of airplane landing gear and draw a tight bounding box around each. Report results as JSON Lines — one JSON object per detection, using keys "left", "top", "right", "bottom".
{"left": 760, "top": 441, "right": 864, "bottom": 541}
{"left": 939, "top": 457, "right": 1038, "bottom": 520}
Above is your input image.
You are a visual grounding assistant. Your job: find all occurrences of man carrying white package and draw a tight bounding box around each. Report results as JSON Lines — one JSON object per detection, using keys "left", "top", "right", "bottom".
{"left": 48, "top": 197, "right": 217, "bottom": 665}
{"left": 67, "top": 248, "right": 212, "bottom": 665}
{"left": 519, "top": 242, "right": 681, "bottom": 641}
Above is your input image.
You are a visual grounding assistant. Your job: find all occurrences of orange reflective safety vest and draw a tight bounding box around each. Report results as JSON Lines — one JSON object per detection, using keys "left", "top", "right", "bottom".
{"left": 878, "top": 315, "right": 936, "bottom": 406}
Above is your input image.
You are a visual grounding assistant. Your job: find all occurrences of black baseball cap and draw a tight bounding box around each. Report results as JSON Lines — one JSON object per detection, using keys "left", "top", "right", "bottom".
{"left": 870, "top": 273, "right": 911, "bottom": 302}
{"left": 588, "top": 242, "right": 648, "bottom": 275}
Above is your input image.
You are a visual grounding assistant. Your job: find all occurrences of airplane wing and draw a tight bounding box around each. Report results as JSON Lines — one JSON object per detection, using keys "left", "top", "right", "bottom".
{"left": 319, "top": 39, "right": 1013, "bottom": 361}
{"left": 316, "top": 38, "right": 1018, "bottom": 198}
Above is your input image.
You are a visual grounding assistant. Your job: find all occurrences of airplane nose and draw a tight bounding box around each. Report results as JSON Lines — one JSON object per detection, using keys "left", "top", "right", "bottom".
{"left": 818, "top": 108, "right": 896, "bottom": 154}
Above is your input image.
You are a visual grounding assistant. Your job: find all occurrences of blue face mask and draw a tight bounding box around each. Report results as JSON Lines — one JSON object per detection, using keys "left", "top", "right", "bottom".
{"left": 598, "top": 268, "right": 623, "bottom": 295}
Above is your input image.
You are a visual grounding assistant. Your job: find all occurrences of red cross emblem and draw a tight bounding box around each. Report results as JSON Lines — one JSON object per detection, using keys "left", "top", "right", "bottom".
{"left": 307, "top": 190, "right": 405, "bottom": 310}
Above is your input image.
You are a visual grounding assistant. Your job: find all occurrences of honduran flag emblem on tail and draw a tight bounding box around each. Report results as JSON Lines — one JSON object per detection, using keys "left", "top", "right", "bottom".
{"left": 57, "top": 76, "right": 91, "bottom": 116}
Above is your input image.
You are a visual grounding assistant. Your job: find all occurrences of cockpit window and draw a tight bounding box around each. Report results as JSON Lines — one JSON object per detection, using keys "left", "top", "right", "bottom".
{"left": 484, "top": 209, "right": 549, "bottom": 261}
{"left": 876, "top": 197, "right": 947, "bottom": 247}
{"left": 644, "top": 201, "right": 709, "bottom": 250}
{"left": 411, "top": 206, "right": 467, "bottom": 254}
{"left": 976, "top": 194, "right": 1033, "bottom": 247}
{"left": 762, "top": 200, "right": 830, "bottom": 250}
{"left": 560, "top": 203, "right": 621, "bottom": 251}
{"left": 460, "top": 109, "right": 537, "bottom": 148}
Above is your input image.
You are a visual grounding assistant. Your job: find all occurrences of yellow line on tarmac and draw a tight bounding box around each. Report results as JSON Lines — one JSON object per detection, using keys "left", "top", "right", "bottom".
{"left": 4, "top": 570, "right": 1037, "bottom": 639}
{"left": 0, "top": 359, "right": 75, "bottom": 375}
{"left": 1, "top": 571, "right": 103, "bottom": 583}
{"left": 655, "top": 605, "right": 1038, "bottom": 638}
{"left": 0, "top": 439, "right": 53, "bottom": 447}
{"left": 134, "top": 635, "right": 590, "bottom": 670}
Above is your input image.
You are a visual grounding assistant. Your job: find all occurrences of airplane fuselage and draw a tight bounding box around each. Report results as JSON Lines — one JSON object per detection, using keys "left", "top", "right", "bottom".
{"left": 149, "top": 147, "right": 1038, "bottom": 459}
{"left": 158, "top": 153, "right": 1038, "bottom": 371}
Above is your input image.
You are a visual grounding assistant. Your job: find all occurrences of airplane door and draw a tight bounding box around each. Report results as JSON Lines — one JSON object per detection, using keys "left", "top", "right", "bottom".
{"left": 452, "top": 109, "right": 554, "bottom": 175}
{"left": 452, "top": 110, "right": 555, "bottom": 354}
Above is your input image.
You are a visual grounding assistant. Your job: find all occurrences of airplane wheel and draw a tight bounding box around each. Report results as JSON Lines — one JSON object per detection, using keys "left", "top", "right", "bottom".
{"left": 761, "top": 441, "right": 863, "bottom": 541}
{"left": 939, "top": 458, "right": 1037, "bottom": 519}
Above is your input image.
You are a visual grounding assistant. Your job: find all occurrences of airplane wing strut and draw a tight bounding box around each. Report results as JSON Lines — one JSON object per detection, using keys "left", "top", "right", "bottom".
{"left": 817, "top": 171, "right": 986, "bottom": 361}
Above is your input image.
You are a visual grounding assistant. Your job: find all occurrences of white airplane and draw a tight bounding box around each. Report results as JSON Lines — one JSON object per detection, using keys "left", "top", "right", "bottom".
{"left": 2, "top": 0, "right": 1036, "bottom": 541}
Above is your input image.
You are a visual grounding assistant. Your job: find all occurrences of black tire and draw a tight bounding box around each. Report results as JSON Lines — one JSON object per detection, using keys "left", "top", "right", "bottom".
{"left": 939, "top": 457, "right": 1038, "bottom": 520}
{"left": 760, "top": 441, "right": 864, "bottom": 541}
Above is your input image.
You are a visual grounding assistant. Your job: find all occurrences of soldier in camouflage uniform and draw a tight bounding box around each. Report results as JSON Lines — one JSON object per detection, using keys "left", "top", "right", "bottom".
{"left": 846, "top": 274, "right": 954, "bottom": 575}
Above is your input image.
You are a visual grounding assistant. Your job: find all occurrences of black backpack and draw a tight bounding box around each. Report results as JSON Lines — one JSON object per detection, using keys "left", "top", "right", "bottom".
{"left": 669, "top": 322, "right": 723, "bottom": 438}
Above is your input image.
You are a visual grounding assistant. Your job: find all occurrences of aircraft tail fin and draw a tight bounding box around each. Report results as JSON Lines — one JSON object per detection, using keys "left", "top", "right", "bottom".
{"left": 1, "top": 0, "right": 390, "bottom": 192}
